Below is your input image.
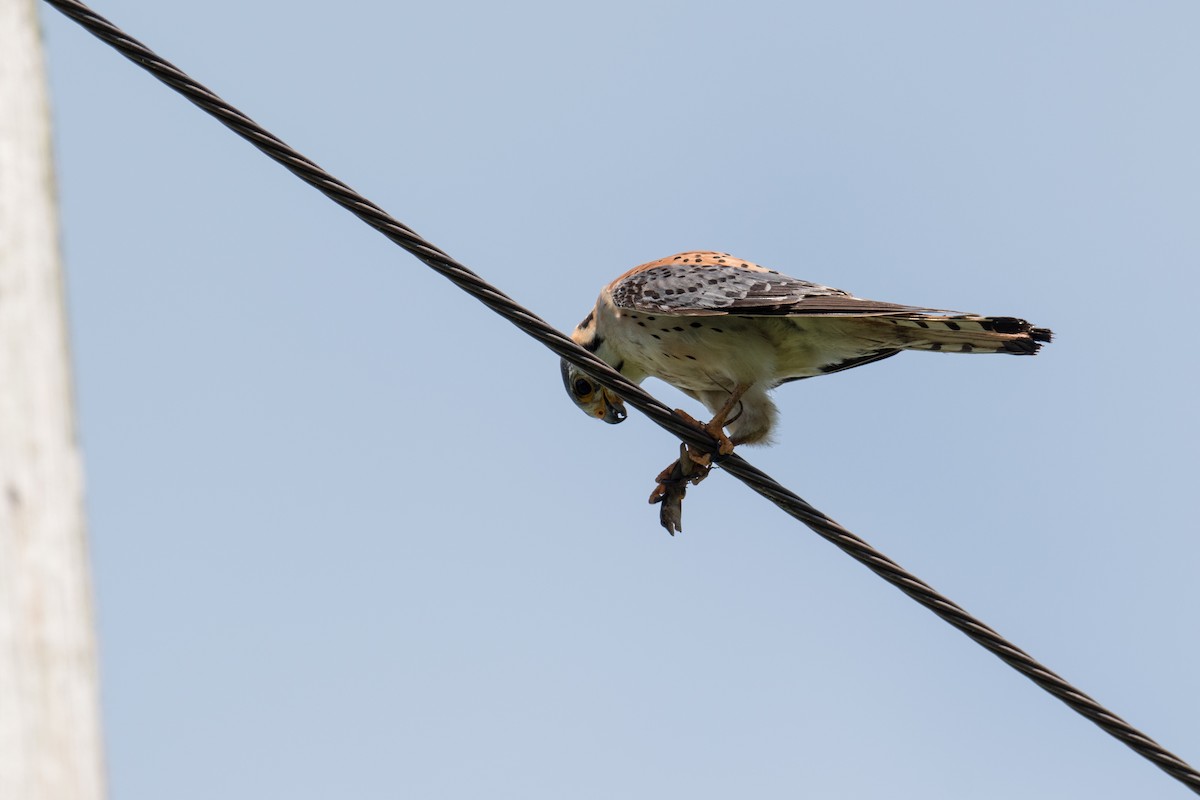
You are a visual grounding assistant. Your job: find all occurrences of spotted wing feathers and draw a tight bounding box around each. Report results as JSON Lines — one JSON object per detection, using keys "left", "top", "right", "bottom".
{"left": 609, "top": 252, "right": 1052, "bottom": 354}
{"left": 608, "top": 251, "right": 934, "bottom": 317}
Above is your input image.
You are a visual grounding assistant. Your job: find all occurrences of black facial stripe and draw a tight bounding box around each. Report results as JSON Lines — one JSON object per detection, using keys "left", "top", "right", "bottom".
{"left": 559, "top": 358, "right": 574, "bottom": 394}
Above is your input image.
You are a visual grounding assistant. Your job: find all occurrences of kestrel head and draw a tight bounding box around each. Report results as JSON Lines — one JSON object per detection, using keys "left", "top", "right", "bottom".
{"left": 560, "top": 359, "right": 626, "bottom": 425}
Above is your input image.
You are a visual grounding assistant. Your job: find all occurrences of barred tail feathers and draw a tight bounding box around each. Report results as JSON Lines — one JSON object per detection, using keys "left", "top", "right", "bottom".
{"left": 887, "top": 315, "right": 1053, "bottom": 355}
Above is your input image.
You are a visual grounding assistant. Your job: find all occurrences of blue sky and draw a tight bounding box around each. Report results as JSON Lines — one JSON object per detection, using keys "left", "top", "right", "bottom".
{"left": 40, "top": 1, "right": 1199, "bottom": 797}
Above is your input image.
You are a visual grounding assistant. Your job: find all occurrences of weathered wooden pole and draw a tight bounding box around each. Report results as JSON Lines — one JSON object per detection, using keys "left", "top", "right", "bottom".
{"left": 0, "top": 1, "right": 106, "bottom": 797}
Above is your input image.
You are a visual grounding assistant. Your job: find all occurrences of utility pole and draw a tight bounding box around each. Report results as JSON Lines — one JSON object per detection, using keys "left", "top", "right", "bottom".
{"left": 0, "top": 1, "right": 106, "bottom": 798}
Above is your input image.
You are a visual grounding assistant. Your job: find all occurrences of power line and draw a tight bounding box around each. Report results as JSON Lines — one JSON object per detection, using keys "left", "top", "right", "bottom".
{"left": 41, "top": 0, "right": 1200, "bottom": 793}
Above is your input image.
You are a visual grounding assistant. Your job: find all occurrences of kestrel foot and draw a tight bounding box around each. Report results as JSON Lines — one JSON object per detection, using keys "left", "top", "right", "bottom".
{"left": 671, "top": 383, "right": 748, "bottom": 459}
{"left": 671, "top": 408, "right": 734, "bottom": 459}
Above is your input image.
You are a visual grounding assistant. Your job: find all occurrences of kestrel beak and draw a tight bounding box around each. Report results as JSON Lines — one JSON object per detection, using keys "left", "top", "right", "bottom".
{"left": 601, "top": 390, "right": 627, "bottom": 424}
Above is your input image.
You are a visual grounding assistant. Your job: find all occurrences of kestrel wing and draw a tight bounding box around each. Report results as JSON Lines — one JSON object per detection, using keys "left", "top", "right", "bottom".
{"left": 608, "top": 252, "right": 942, "bottom": 317}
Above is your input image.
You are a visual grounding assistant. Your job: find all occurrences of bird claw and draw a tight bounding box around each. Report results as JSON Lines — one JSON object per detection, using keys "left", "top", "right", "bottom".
{"left": 672, "top": 408, "right": 736, "bottom": 457}
{"left": 648, "top": 443, "right": 714, "bottom": 535}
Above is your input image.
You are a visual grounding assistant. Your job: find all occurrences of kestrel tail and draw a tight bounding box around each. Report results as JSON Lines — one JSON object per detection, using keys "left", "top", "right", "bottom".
{"left": 561, "top": 251, "right": 1052, "bottom": 448}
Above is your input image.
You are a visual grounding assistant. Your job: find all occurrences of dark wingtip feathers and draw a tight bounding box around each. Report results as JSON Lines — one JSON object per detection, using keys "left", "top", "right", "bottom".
{"left": 1001, "top": 338, "right": 1042, "bottom": 355}
{"left": 1031, "top": 326, "right": 1053, "bottom": 343}
{"left": 974, "top": 316, "right": 1053, "bottom": 354}
{"left": 998, "top": 323, "right": 1053, "bottom": 355}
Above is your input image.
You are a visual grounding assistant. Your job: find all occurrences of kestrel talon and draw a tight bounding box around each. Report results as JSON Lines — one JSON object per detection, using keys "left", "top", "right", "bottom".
{"left": 561, "top": 250, "right": 1051, "bottom": 459}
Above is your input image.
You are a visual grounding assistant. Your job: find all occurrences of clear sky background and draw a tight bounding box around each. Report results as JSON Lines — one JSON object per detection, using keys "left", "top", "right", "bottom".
{"left": 39, "top": 1, "right": 1199, "bottom": 797}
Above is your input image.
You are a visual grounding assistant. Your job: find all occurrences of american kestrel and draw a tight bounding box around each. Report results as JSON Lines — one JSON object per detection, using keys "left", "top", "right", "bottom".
{"left": 561, "top": 251, "right": 1052, "bottom": 530}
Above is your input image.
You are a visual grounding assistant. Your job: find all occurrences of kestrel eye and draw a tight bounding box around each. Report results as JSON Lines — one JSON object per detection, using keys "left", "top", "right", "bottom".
{"left": 572, "top": 378, "right": 593, "bottom": 398}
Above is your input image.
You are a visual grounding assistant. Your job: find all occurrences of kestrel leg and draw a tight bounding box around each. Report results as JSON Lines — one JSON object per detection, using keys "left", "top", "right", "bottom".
{"left": 675, "top": 383, "right": 748, "bottom": 461}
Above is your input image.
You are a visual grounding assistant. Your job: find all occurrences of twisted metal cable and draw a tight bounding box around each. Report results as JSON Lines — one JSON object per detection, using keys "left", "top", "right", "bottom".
{"left": 42, "top": 0, "right": 1200, "bottom": 793}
